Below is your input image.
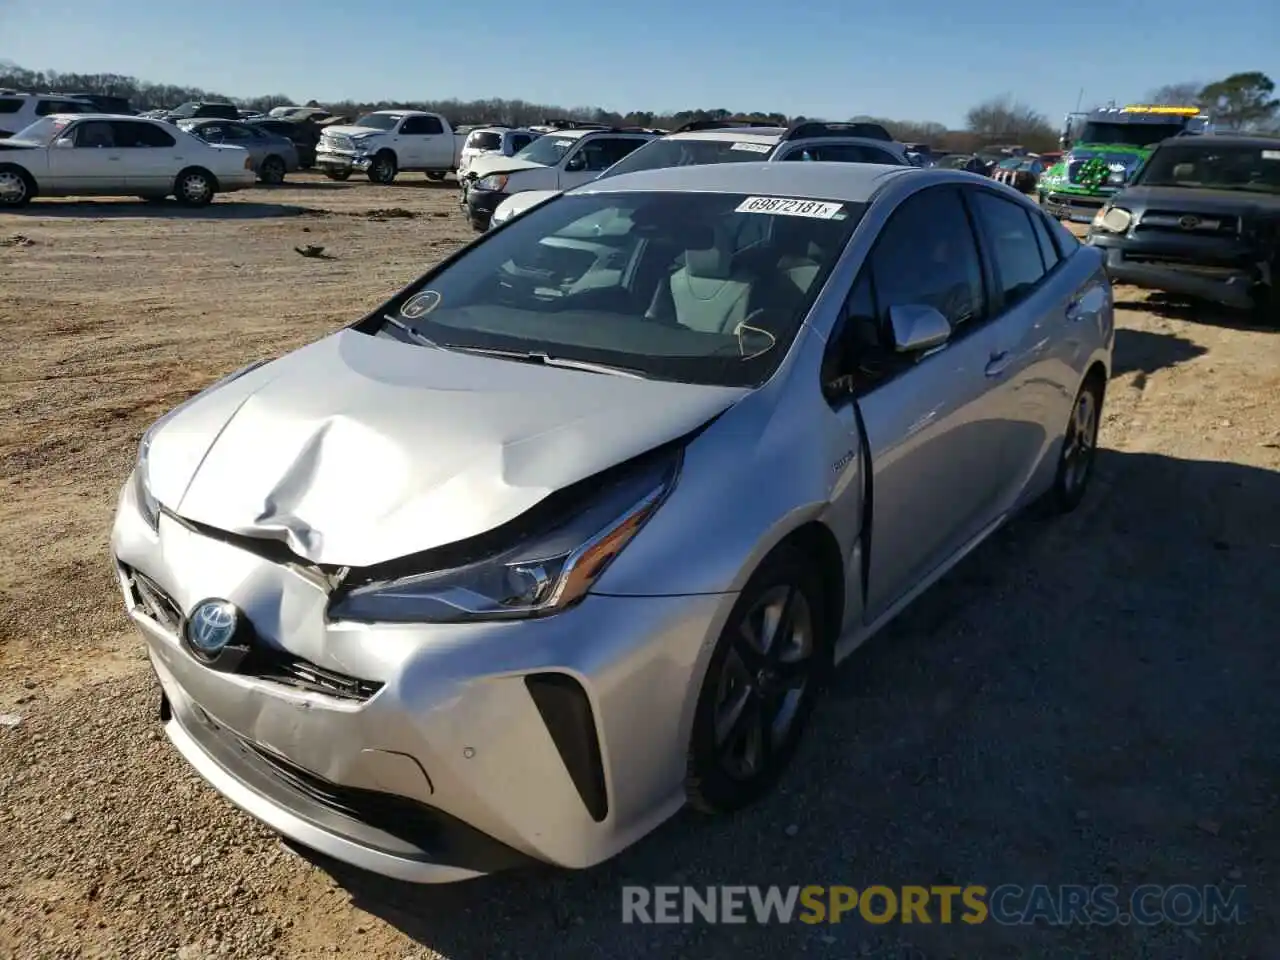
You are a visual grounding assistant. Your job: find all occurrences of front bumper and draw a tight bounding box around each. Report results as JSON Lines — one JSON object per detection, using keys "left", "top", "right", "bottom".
{"left": 1042, "top": 189, "right": 1115, "bottom": 223}
{"left": 315, "top": 149, "right": 373, "bottom": 174}
{"left": 111, "top": 482, "right": 729, "bottom": 882}
{"left": 465, "top": 186, "right": 506, "bottom": 231}
{"left": 1087, "top": 232, "right": 1261, "bottom": 309}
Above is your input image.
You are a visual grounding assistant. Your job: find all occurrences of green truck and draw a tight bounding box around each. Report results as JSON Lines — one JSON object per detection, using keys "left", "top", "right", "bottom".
{"left": 1038, "top": 105, "right": 1211, "bottom": 223}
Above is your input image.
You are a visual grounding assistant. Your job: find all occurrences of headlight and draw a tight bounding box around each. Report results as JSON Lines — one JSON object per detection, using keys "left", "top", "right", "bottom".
{"left": 130, "top": 358, "right": 272, "bottom": 531}
{"left": 351, "top": 136, "right": 378, "bottom": 152}
{"left": 329, "top": 450, "right": 681, "bottom": 623}
{"left": 476, "top": 174, "right": 509, "bottom": 192}
{"left": 1093, "top": 206, "right": 1132, "bottom": 234}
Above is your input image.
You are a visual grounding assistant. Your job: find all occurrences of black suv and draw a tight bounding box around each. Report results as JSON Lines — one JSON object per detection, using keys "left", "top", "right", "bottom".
{"left": 161, "top": 101, "right": 240, "bottom": 123}
{"left": 1086, "top": 135, "right": 1280, "bottom": 323}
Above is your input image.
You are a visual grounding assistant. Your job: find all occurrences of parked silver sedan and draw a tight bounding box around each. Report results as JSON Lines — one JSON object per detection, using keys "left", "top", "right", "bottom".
{"left": 112, "top": 162, "right": 1113, "bottom": 883}
{"left": 177, "top": 119, "right": 300, "bottom": 184}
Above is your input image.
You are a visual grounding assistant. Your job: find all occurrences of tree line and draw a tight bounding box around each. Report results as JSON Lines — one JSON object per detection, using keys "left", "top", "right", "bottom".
{"left": 1, "top": 60, "right": 1275, "bottom": 152}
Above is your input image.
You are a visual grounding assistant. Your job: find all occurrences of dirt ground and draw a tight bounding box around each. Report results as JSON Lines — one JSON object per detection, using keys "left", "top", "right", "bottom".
{"left": 1, "top": 174, "right": 1278, "bottom": 960}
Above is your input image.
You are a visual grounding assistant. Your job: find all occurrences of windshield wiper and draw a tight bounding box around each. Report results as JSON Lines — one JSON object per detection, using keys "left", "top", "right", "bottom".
{"left": 442, "top": 345, "right": 648, "bottom": 379}
{"left": 380, "top": 313, "right": 439, "bottom": 348}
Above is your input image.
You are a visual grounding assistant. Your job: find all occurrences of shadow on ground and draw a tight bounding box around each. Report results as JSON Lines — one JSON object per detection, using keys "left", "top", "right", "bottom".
{"left": 5, "top": 199, "right": 317, "bottom": 219}
{"left": 298, "top": 450, "right": 1280, "bottom": 960}
{"left": 1116, "top": 293, "right": 1276, "bottom": 332}
{"left": 1112, "top": 327, "right": 1208, "bottom": 376}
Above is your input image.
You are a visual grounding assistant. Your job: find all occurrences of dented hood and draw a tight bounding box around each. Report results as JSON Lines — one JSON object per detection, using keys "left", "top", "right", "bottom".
{"left": 146, "top": 330, "right": 745, "bottom": 568}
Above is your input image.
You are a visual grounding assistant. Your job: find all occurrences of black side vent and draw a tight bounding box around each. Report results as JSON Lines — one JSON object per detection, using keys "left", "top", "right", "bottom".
{"left": 524, "top": 674, "right": 609, "bottom": 822}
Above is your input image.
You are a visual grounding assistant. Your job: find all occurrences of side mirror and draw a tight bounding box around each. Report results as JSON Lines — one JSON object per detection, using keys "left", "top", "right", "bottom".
{"left": 887, "top": 304, "right": 951, "bottom": 354}
{"left": 53, "top": 137, "right": 75, "bottom": 149}
{"left": 565, "top": 154, "right": 586, "bottom": 172}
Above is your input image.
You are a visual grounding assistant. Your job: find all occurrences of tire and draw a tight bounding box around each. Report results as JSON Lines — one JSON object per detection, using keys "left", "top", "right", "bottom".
{"left": 324, "top": 169, "right": 351, "bottom": 182}
{"left": 367, "top": 151, "right": 397, "bottom": 184}
{"left": 259, "top": 155, "right": 286, "bottom": 185}
{"left": 685, "top": 544, "right": 831, "bottom": 814}
{"left": 0, "top": 165, "right": 35, "bottom": 208}
{"left": 1046, "top": 373, "right": 1103, "bottom": 514}
{"left": 174, "top": 168, "right": 215, "bottom": 207}
{"left": 425, "top": 171, "right": 447, "bottom": 182}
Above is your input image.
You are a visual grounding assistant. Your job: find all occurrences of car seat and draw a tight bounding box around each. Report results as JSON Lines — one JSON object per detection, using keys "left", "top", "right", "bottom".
{"left": 666, "top": 223, "right": 754, "bottom": 334}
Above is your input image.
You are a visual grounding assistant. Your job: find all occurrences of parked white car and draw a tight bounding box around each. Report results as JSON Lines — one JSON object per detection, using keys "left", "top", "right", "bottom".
{"left": 0, "top": 114, "right": 256, "bottom": 208}
{"left": 486, "top": 120, "right": 912, "bottom": 231}
{"left": 0, "top": 92, "right": 96, "bottom": 138}
{"left": 462, "top": 126, "right": 660, "bottom": 229}
{"left": 456, "top": 126, "right": 540, "bottom": 182}
{"left": 315, "top": 110, "right": 464, "bottom": 184}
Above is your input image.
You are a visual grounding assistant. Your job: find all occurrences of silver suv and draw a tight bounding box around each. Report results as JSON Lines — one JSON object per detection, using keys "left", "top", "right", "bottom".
{"left": 0, "top": 92, "right": 96, "bottom": 139}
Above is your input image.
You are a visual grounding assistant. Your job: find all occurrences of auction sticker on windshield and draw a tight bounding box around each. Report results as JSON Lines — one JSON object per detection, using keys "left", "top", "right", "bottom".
{"left": 730, "top": 142, "right": 771, "bottom": 153}
{"left": 736, "top": 196, "right": 844, "bottom": 219}
{"left": 1263, "top": 150, "right": 1280, "bottom": 160}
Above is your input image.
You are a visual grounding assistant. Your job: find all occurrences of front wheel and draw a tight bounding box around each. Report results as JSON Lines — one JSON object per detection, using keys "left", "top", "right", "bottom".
{"left": 174, "top": 168, "right": 215, "bottom": 207}
{"left": 1047, "top": 375, "right": 1103, "bottom": 513}
{"left": 367, "top": 152, "right": 397, "bottom": 184}
{"left": 0, "top": 165, "right": 34, "bottom": 208}
{"left": 686, "top": 545, "right": 830, "bottom": 814}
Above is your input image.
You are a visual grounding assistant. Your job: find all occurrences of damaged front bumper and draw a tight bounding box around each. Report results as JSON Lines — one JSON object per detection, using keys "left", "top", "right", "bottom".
{"left": 111, "top": 478, "right": 727, "bottom": 882}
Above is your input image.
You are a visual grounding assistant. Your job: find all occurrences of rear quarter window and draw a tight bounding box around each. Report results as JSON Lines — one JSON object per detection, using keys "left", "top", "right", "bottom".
{"left": 0, "top": 98, "right": 23, "bottom": 114}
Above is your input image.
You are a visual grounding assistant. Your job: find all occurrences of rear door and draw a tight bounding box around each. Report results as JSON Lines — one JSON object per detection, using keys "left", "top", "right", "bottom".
{"left": 399, "top": 114, "right": 447, "bottom": 168}
{"left": 113, "top": 120, "right": 181, "bottom": 190}
{"left": 841, "top": 185, "right": 1013, "bottom": 621}
{"left": 963, "top": 187, "right": 1092, "bottom": 507}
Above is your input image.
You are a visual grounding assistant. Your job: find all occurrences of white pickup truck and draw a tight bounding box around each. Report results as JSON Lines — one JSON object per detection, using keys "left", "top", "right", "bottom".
{"left": 315, "top": 110, "right": 464, "bottom": 184}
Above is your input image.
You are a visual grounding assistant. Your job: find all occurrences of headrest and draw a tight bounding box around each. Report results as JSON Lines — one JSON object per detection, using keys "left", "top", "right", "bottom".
{"left": 685, "top": 245, "right": 733, "bottom": 280}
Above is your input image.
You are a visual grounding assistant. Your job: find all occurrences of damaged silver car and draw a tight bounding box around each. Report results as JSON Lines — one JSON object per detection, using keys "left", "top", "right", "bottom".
{"left": 112, "top": 162, "right": 1113, "bottom": 882}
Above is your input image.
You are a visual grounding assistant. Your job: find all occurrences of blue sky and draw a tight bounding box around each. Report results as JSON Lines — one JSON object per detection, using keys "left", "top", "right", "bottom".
{"left": 2, "top": 0, "right": 1277, "bottom": 127}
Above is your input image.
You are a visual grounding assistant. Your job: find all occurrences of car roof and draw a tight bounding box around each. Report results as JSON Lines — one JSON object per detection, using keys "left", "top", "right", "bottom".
{"left": 572, "top": 160, "right": 918, "bottom": 201}
{"left": 369, "top": 109, "right": 431, "bottom": 117}
{"left": 666, "top": 126, "right": 787, "bottom": 144}
{"left": 46, "top": 112, "right": 155, "bottom": 121}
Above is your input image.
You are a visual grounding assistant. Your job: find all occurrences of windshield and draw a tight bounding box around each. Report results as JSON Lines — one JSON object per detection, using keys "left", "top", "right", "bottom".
{"left": 353, "top": 113, "right": 401, "bottom": 131}
{"left": 1078, "top": 121, "right": 1186, "bottom": 147}
{"left": 8, "top": 117, "right": 74, "bottom": 145}
{"left": 600, "top": 138, "right": 777, "bottom": 179}
{"left": 1134, "top": 143, "right": 1280, "bottom": 194}
{"left": 367, "top": 191, "right": 865, "bottom": 387}
{"left": 467, "top": 131, "right": 503, "bottom": 151}
{"left": 513, "top": 135, "right": 577, "bottom": 166}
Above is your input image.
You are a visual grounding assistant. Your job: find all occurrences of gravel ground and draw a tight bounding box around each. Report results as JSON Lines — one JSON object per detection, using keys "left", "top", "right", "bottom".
{"left": 2, "top": 176, "right": 1278, "bottom": 959}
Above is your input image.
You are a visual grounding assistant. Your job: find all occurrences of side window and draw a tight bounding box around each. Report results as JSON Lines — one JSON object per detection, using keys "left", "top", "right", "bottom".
{"left": 870, "top": 187, "right": 985, "bottom": 329}
{"left": 197, "top": 124, "right": 225, "bottom": 143}
{"left": 220, "top": 125, "right": 254, "bottom": 141}
{"left": 969, "top": 191, "right": 1047, "bottom": 308}
{"left": 73, "top": 121, "right": 116, "bottom": 148}
{"left": 112, "top": 121, "right": 174, "bottom": 147}
{"left": 509, "top": 134, "right": 533, "bottom": 153}
{"left": 1029, "top": 210, "right": 1061, "bottom": 272}
{"left": 580, "top": 137, "right": 646, "bottom": 172}
{"left": 0, "top": 98, "right": 22, "bottom": 114}
{"left": 419, "top": 116, "right": 444, "bottom": 135}
{"left": 37, "top": 99, "right": 82, "bottom": 116}
{"left": 401, "top": 115, "right": 443, "bottom": 135}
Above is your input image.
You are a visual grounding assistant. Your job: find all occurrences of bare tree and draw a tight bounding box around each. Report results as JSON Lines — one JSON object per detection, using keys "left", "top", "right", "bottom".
{"left": 964, "top": 95, "right": 1057, "bottom": 150}
{"left": 1147, "top": 82, "right": 1204, "bottom": 106}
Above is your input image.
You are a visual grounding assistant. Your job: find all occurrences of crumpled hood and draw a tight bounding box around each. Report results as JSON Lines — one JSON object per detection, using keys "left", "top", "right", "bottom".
{"left": 320, "top": 124, "right": 387, "bottom": 139}
{"left": 467, "top": 155, "right": 547, "bottom": 179}
{"left": 147, "top": 330, "right": 746, "bottom": 568}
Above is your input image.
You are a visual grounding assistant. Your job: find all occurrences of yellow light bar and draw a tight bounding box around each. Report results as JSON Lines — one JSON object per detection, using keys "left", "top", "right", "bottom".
{"left": 1120, "top": 105, "right": 1202, "bottom": 115}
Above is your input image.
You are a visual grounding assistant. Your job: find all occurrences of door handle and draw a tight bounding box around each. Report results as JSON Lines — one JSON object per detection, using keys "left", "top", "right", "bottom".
{"left": 985, "top": 350, "right": 1013, "bottom": 378}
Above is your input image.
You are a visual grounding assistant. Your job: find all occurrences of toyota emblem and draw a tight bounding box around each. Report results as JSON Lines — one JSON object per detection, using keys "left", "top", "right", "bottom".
{"left": 1178, "top": 215, "right": 1201, "bottom": 230}
{"left": 184, "top": 599, "right": 241, "bottom": 658}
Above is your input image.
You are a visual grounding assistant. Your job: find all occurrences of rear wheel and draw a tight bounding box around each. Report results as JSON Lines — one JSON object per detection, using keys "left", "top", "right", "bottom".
{"left": 686, "top": 545, "right": 830, "bottom": 814}
{"left": 174, "top": 168, "right": 215, "bottom": 207}
{"left": 367, "top": 152, "right": 397, "bottom": 184}
{"left": 259, "top": 155, "right": 286, "bottom": 185}
{"left": 0, "top": 165, "right": 34, "bottom": 208}
{"left": 1047, "top": 374, "right": 1103, "bottom": 513}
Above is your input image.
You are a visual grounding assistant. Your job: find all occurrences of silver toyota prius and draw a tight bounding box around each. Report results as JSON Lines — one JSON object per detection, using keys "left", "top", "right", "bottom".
{"left": 111, "top": 162, "right": 1114, "bottom": 883}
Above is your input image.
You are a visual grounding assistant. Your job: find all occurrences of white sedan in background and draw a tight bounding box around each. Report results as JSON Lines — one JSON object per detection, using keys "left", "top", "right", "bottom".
{"left": 0, "top": 114, "right": 257, "bottom": 208}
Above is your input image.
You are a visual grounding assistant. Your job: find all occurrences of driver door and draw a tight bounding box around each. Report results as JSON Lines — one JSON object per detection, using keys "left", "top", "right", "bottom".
{"left": 45, "top": 119, "right": 122, "bottom": 192}
{"left": 559, "top": 136, "right": 646, "bottom": 189}
{"left": 830, "top": 185, "right": 1011, "bottom": 624}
